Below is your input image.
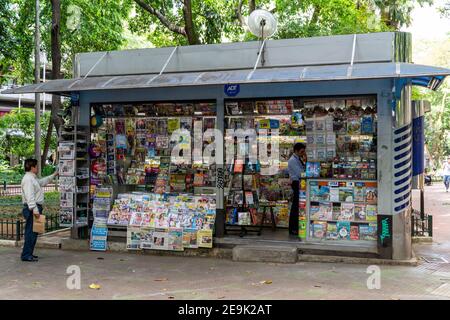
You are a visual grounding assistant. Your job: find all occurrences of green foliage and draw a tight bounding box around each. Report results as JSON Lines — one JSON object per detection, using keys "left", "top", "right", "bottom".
{"left": 0, "top": 109, "right": 56, "bottom": 163}
{"left": 1, "top": 0, "right": 132, "bottom": 84}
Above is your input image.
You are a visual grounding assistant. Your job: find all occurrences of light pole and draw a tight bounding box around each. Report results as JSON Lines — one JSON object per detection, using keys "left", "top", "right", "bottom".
{"left": 34, "top": 0, "right": 41, "bottom": 175}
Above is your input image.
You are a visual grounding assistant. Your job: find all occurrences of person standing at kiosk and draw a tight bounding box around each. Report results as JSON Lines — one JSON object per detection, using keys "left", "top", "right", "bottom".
{"left": 288, "top": 143, "right": 307, "bottom": 236}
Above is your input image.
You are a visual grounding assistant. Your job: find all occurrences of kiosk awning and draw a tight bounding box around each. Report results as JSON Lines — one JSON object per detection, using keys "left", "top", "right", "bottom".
{"left": 2, "top": 62, "right": 449, "bottom": 95}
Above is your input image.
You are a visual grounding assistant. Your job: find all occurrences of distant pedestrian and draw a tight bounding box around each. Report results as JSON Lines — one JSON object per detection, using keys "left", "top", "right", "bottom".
{"left": 20, "top": 159, "right": 58, "bottom": 262}
{"left": 443, "top": 158, "right": 450, "bottom": 192}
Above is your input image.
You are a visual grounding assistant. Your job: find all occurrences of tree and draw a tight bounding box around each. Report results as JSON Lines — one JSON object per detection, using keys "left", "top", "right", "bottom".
{"left": 370, "top": 0, "right": 434, "bottom": 30}
{"left": 131, "top": 0, "right": 387, "bottom": 46}
{"left": 0, "top": 109, "right": 56, "bottom": 163}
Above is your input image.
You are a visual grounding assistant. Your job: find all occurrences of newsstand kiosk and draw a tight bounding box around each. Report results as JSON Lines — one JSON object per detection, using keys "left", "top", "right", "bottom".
{"left": 4, "top": 32, "right": 449, "bottom": 260}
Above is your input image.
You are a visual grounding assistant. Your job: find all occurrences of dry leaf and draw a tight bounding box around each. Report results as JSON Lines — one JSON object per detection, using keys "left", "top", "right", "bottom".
{"left": 218, "top": 296, "right": 225, "bottom": 299}
{"left": 154, "top": 278, "right": 168, "bottom": 282}
{"left": 168, "top": 296, "right": 175, "bottom": 299}
{"left": 260, "top": 280, "right": 272, "bottom": 285}
{"left": 97, "top": 257, "right": 104, "bottom": 260}
{"left": 314, "top": 285, "right": 321, "bottom": 288}
{"left": 89, "top": 283, "right": 101, "bottom": 290}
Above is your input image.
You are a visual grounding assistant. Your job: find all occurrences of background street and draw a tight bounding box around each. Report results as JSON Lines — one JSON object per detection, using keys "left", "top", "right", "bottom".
{"left": 0, "top": 184, "right": 449, "bottom": 300}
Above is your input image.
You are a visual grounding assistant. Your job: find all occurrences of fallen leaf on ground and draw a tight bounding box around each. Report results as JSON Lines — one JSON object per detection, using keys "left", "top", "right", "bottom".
{"left": 97, "top": 257, "right": 104, "bottom": 260}
{"left": 260, "top": 280, "right": 272, "bottom": 285}
{"left": 154, "top": 278, "right": 168, "bottom": 282}
{"left": 314, "top": 285, "right": 321, "bottom": 288}
{"left": 217, "top": 296, "right": 225, "bottom": 299}
{"left": 89, "top": 283, "right": 101, "bottom": 290}
{"left": 167, "top": 296, "right": 175, "bottom": 299}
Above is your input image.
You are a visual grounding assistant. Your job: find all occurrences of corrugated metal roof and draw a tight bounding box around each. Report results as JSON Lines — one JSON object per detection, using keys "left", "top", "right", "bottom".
{"left": 2, "top": 62, "right": 449, "bottom": 95}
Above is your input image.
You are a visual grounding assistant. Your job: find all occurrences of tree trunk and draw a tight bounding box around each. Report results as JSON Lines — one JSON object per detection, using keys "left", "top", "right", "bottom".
{"left": 42, "top": 0, "right": 63, "bottom": 165}
{"left": 182, "top": 0, "right": 200, "bottom": 44}
{"left": 249, "top": 0, "right": 256, "bottom": 13}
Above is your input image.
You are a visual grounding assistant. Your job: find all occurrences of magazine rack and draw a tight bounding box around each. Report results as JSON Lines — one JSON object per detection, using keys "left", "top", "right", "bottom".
{"left": 58, "top": 103, "right": 90, "bottom": 239}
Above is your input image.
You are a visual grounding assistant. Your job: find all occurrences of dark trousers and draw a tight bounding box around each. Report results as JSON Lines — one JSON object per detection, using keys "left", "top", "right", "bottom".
{"left": 21, "top": 204, "right": 42, "bottom": 260}
{"left": 289, "top": 180, "right": 300, "bottom": 234}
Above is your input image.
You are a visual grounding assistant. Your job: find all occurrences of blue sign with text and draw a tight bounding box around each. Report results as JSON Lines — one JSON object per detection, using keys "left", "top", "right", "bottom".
{"left": 224, "top": 84, "right": 240, "bottom": 97}
{"left": 412, "top": 115, "right": 425, "bottom": 176}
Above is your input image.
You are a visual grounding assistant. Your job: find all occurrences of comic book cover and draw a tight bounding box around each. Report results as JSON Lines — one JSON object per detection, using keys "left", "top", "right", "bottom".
{"left": 326, "top": 222, "right": 338, "bottom": 240}
{"left": 337, "top": 221, "right": 351, "bottom": 240}
{"left": 275, "top": 205, "right": 289, "bottom": 227}
{"left": 183, "top": 228, "right": 198, "bottom": 248}
{"left": 245, "top": 191, "right": 254, "bottom": 205}
{"left": 350, "top": 225, "right": 360, "bottom": 240}
{"left": 365, "top": 187, "right": 378, "bottom": 204}
{"left": 126, "top": 226, "right": 142, "bottom": 250}
{"left": 197, "top": 229, "right": 213, "bottom": 248}
{"left": 366, "top": 223, "right": 377, "bottom": 240}
{"left": 169, "top": 228, "right": 184, "bottom": 251}
{"left": 354, "top": 204, "right": 367, "bottom": 221}
{"left": 140, "top": 227, "right": 154, "bottom": 249}
{"left": 366, "top": 205, "right": 377, "bottom": 221}
{"left": 243, "top": 175, "right": 254, "bottom": 190}
{"left": 152, "top": 228, "right": 170, "bottom": 250}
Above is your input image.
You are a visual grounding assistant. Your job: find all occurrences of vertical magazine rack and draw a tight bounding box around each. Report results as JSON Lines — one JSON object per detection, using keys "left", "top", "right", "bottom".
{"left": 58, "top": 100, "right": 90, "bottom": 239}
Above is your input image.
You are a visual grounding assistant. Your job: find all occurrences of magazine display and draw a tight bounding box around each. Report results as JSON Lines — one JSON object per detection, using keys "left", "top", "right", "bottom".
{"left": 110, "top": 192, "right": 215, "bottom": 252}
{"left": 308, "top": 179, "right": 377, "bottom": 241}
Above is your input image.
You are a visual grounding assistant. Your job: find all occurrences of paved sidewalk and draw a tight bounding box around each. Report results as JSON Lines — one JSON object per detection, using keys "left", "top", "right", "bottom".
{"left": 0, "top": 184, "right": 448, "bottom": 300}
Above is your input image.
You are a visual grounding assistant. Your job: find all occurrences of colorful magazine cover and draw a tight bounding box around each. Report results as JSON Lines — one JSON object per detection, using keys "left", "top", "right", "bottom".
{"left": 140, "top": 227, "right": 154, "bottom": 249}
{"left": 326, "top": 222, "right": 338, "bottom": 240}
{"left": 238, "top": 211, "right": 251, "bottom": 225}
{"left": 197, "top": 229, "right": 213, "bottom": 248}
{"left": 354, "top": 184, "right": 366, "bottom": 202}
{"left": 339, "top": 187, "right": 354, "bottom": 202}
{"left": 359, "top": 224, "right": 370, "bottom": 240}
{"left": 354, "top": 204, "right": 367, "bottom": 221}
{"left": 317, "top": 186, "right": 330, "bottom": 201}
{"left": 318, "top": 201, "right": 333, "bottom": 220}
{"left": 183, "top": 228, "right": 198, "bottom": 248}
{"left": 366, "top": 205, "right": 377, "bottom": 221}
{"left": 339, "top": 202, "right": 355, "bottom": 221}
{"left": 329, "top": 187, "right": 340, "bottom": 202}
{"left": 332, "top": 203, "right": 341, "bottom": 220}
{"left": 365, "top": 187, "right": 378, "bottom": 204}
{"left": 365, "top": 223, "right": 377, "bottom": 240}
{"left": 126, "top": 226, "right": 142, "bottom": 250}
{"left": 350, "top": 225, "right": 360, "bottom": 240}
{"left": 245, "top": 191, "right": 254, "bottom": 205}
{"left": 169, "top": 228, "right": 184, "bottom": 251}
{"left": 152, "top": 228, "right": 170, "bottom": 250}
{"left": 312, "top": 221, "right": 327, "bottom": 238}
{"left": 309, "top": 181, "right": 320, "bottom": 201}
{"left": 129, "top": 212, "right": 143, "bottom": 226}
{"left": 337, "top": 221, "right": 351, "bottom": 240}
{"left": 361, "top": 115, "right": 374, "bottom": 134}
{"left": 309, "top": 202, "right": 321, "bottom": 220}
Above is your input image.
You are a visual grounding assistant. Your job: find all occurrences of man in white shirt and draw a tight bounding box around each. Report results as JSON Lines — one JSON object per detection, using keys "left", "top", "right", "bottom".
{"left": 21, "top": 159, "right": 58, "bottom": 262}
{"left": 443, "top": 158, "right": 450, "bottom": 192}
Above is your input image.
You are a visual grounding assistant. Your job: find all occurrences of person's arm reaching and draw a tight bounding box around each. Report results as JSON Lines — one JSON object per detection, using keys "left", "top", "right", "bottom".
{"left": 37, "top": 170, "right": 58, "bottom": 187}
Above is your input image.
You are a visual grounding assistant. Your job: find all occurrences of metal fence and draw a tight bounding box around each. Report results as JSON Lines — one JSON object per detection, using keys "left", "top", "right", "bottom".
{"left": 411, "top": 209, "right": 433, "bottom": 237}
{"left": 0, "top": 183, "right": 58, "bottom": 197}
{"left": 0, "top": 213, "right": 61, "bottom": 240}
